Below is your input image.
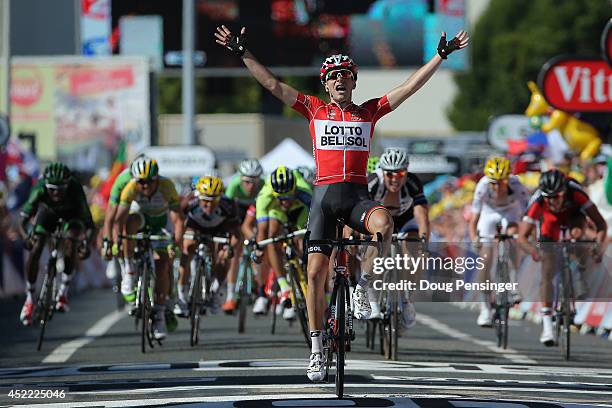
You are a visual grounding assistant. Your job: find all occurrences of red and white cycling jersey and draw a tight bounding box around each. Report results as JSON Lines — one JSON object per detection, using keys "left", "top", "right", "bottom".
{"left": 292, "top": 92, "right": 392, "bottom": 185}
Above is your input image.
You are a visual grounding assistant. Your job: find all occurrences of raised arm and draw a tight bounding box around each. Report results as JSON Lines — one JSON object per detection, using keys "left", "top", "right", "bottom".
{"left": 386, "top": 30, "right": 469, "bottom": 110}
{"left": 215, "top": 26, "right": 298, "bottom": 107}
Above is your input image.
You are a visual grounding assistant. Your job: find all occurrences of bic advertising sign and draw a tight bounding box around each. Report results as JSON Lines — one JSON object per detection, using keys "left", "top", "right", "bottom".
{"left": 538, "top": 56, "right": 612, "bottom": 112}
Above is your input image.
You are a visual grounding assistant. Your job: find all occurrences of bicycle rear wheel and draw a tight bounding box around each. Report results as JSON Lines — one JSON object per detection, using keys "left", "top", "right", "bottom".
{"left": 190, "top": 259, "right": 203, "bottom": 347}
{"left": 37, "top": 262, "right": 56, "bottom": 351}
{"left": 335, "top": 277, "right": 345, "bottom": 399}
{"left": 289, "top": 264, "right": 311, "bottom": 348}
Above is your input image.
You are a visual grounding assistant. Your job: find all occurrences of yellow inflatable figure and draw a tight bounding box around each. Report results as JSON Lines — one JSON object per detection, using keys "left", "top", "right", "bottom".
{"left": 525, "top": 81, "right": 601, "bottom": 161}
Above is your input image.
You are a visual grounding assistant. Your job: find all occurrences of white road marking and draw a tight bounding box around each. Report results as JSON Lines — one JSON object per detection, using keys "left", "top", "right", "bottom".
{"left": 42, "top": 310, "right": 124, "bottom": 364}
{"left": 416, "top": 313, "right": 538, "bottom": 365}
{"left": 4, "top": 360, "right": 612, "bottom": 380}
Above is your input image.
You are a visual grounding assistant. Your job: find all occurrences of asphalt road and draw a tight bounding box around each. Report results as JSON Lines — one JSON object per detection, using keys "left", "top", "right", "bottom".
{"left": 1, "top": 286, "right": 612, "bottom": 407}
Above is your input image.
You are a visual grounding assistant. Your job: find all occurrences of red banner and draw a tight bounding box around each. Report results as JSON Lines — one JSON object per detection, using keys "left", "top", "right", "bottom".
{"left": 69, "top": 67, "right": 134, "bottom": 95}
{"left": 538, "top": 56, "right": 612, "bottom": 112}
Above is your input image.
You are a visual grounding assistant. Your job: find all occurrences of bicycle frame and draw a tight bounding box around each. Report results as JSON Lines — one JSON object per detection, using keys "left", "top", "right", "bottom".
{"left": 307, "top": 225, "right": 382, "bottom": 399}
{"left": 36, "top": 220, "right": 71, "bottom": 352}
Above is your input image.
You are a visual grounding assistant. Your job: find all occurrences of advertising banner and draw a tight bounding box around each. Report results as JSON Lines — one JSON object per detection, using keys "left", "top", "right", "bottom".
{"left": 487, "top": 115, "right": 532, "bottom": 151}
{"left": 11, "top": 57, "right": 150, "bottom": 169}
{"left": 538, "top": 56, "right": 612, "bottom": 112}
{"left": 142, "top": 146, "right": 216, "bottom": 179}
{"left": 81, "top": 0, "right": 112, "bottom": 56}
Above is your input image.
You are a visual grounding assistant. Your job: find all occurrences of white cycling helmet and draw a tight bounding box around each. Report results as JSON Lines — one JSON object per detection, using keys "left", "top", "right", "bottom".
{"left": 238, "top": 159, "right": 263, "bottom": 178}
{"left": 296, "top": 166, "right": 316, "bottom": 184}
{"left": 379, "top": 148, "right": 409, "bottom": 171}
{"left": 130, "top": 156, "right": 159, "bottom": 180}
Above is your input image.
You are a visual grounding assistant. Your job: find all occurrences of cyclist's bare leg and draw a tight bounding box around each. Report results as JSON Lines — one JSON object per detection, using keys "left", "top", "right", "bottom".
{"left": 57, "top": 227, "right": 82, "bottom": 298}
{"left": 25, "top": 234, "right": 45, "bottom": 286}
{"left": 123, "top": 214, "right": 142, "bottom": 273}
{"left": 540, "top": 249, "right": 555, "bottom": 309}
{"left": 227, "top": 227, "right": 243, "bottom": 288}
{"left": 154, "top": 253, "right": 171, "bottom": 305}
{"left": 179, "top": 230, "right": 197, "bottom": 301}
{"left": 307, "top": 252, "right": 329, "bottom": 332}
{"left": 267, "top": 218, "right": 287, "bottom": 279}
{"left": 361, "top": 208, "right": 393, "bottom": 285}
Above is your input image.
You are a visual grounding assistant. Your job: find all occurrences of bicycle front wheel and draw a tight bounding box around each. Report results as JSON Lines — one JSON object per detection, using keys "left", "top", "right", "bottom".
{"left": 238, "top": 262, "right": 249, "bottom": 334}
{"left": 37, "top": 262, "right": 56, "bottom": 351}
{"left": 190, "top": 259, "right": 203, "bottom": 347}
{"left": 335, "top": 277, "right": 345, "bottom": 399}
{"left": 140, "top": 263, "right": 151, "bottom": 354}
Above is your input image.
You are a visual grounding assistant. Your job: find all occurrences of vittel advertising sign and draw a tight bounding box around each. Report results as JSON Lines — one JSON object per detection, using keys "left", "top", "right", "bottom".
{"left": 538, "top": 56, "right": 612, "bottom": 112}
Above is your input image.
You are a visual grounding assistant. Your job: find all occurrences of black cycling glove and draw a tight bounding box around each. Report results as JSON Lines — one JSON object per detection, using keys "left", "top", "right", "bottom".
{"left": 437, "top": 33, "right": 461, "bottom": 59}
{"left": 227, "top": 32, "right": 247, "bottom": 57}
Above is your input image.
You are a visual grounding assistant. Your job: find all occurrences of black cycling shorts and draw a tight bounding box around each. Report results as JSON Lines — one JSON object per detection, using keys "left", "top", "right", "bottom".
{"left": 307, "top": 182, "right": 385, "bottom": 257}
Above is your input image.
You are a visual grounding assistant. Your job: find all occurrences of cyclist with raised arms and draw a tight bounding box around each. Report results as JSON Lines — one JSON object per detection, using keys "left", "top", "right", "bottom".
{"left": 214, "top": 24, "right": 469, "bottom": 382}
{"left": 518, "top": 169, "right": 607, "bottom": 345}
{"left": 114, "top": 157, "right": 185, "bottom": 340}
{"left": 252, "top": 166, "right": 311, "bottom": 318}
{"left": 222, "top": 159, "right": 264, "bottom": 313}
{"left": 19, "top": 163, "right": 94, "bottom": 325}
{"left": 177, "top": 176, "right": 242, "bottom": 317}
{"left": 469, "top": 157, "right": 529, "bottom": 327}
{"left": 367, "top": 147, "right": 429, "bottom": 330}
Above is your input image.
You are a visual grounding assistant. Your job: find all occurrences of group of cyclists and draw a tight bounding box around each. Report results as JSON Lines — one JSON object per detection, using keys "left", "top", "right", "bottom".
{"left": 16, "top": 24, "right": 609, "bottom": 384}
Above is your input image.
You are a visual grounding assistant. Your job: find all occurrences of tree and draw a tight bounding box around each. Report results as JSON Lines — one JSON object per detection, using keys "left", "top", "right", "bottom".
{"left": 448, "top": 0, "right": 612, "bottom": 131}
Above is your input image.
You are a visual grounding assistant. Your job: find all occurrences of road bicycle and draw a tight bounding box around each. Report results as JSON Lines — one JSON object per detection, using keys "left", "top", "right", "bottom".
{"left": 120, "top": 231, "right": 172, "bottom": 353}
{"left": 481, "top": 224, "right": 516, "bottom": 350}
{"left": 308, "top": 221, "right": 381, "bottom": 398}
{"left": 183, "top": 231, "right": 230, "bottom": 346}
{"left": 257, "top": 229, "right": 309, "bottom": 347}
{"left": 34, "top": 219, "right": 72, "bottom": 351}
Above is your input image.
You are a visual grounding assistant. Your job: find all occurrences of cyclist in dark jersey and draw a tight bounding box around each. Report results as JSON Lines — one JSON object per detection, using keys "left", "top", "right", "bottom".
{"left": 215, "top": 24, "right": 468, "bottom": 382}
{"left": 19, "top": 163, "right": 94, "bottom": 326}
{"left": 368, "top": 148, "right": 429, "bottom": 330}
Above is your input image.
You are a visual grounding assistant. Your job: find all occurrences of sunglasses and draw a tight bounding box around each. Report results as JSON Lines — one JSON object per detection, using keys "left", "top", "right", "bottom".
{"left": 384, "top": 170, "right": 407, "bottom": 178}
{"left": 138, "top": 179, "right": 155, "bottom": 186}
{"left": 200, "top": 196, "right": 221, "bottom": 203}
{"left": 46, "top": 184, "right": 67, "bottom": 192}
{"left": 277, "top": 196, "right": 294, "bottom": 202}
{"left": 241, "top": 177, "right": 258, "bottom": 185}
{"left": 325, "top": 69, "right": 354, "bottom": 82}
{"left": 543, "top": 192, "right": 564, "bottom": 200}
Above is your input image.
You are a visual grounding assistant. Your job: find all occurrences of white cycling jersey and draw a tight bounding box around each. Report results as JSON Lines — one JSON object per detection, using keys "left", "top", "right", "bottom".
{"left": 471, "top": 175, "right": 530, "bottom": 240}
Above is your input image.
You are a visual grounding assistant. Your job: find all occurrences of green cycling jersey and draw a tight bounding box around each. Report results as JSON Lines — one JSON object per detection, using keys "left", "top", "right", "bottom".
{"left": 21, "top": 177, "right": 94, "bottom": 228}
{"left": 255, "top": 170, "right": 312, "bottom": 229}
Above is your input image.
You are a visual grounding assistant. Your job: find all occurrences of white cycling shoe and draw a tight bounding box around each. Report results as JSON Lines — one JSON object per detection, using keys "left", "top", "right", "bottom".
{"left": 477, "top": 306, "right": 493, "bottom": 327}
{"left": 283, "top": 306, "right": 296, "bottom": 320}
{"left": 369, "top": 301, "right": 383, "bottom": 320}
{"left": 306, "top": 352, "right": 327, "bottom": 382}
{"left": 398, "top": 301, "right": 416, "bottom": 335}
{"left": 353, "top": 285, "right": 371, "bottom": 320}
{"left": 153, "top": 308, "right": 168, "bottom": 340}
{"left": 253, "top": 296, "right": 268, "bottom": 315}
{"left": 173, "top": 299, "right": 189, "bottom": 318}
{"left": 540, "top": 317, "right": 555, "bottom": 347}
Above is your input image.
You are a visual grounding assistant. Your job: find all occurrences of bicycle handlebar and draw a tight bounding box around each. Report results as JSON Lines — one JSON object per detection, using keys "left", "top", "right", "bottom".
{"left": 119, "top": 233, "right": 173, "bottom": 242}
{"left": 183, "top": 232, "right": 230, "bottom": 244}
{"left": 256, "top": 229, "right": 306, "bottom": 248}
{"left": 391, "top": 233, "right": 426, "bottom": 242}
